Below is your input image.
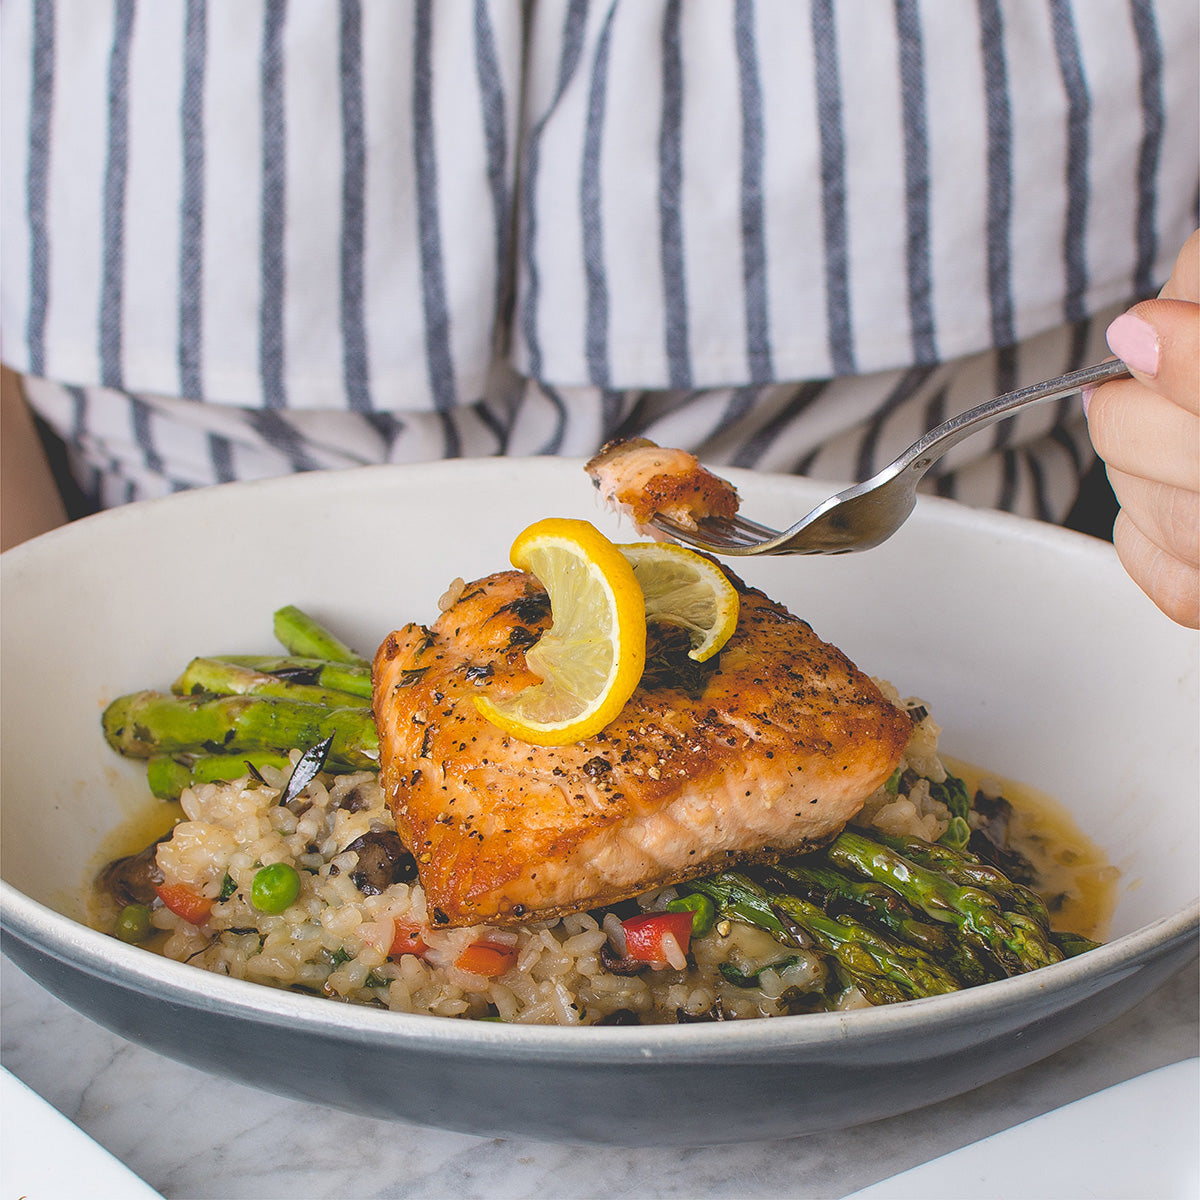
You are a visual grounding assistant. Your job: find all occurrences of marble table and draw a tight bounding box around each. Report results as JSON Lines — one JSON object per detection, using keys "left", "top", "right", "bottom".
{"left": 2, "top": 954, "right": 1196, "bottom": 1199}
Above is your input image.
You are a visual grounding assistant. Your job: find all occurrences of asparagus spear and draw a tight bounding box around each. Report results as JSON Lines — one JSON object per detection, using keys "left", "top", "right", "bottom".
{"left": 772, "top": 889, "right": 962, "bottom": 1000}
{"left": 687, "top": 872, "right": 792, "bottom": 940}
{"left": 772, "top": 860, "right": 953, "bottom": 955}
{"left": 211, "top": 655, "right": 373, "bottom": 700}
{"left": 868, "top": 828, "right": 1051, "bottom": 928}
{"left": 272, "top": 605, "right": 369, "bottom": 667}
{"left": 173, "top": 657, "right": 368, "bottom": 708}
{"left": 146, "top": 755, "right": 192, "bottom": 800}
{"left": 1050, "top": 929, "right": 1103, "bottom": 958}
{"left": 102, "top": 690, "right": 378, "bottom": 770}
{"left": 770, "top": 859, "right": 1001, "bottom": 987}
{"left": 825, "top": 829, "right": 1062, "bottom": 975}
{"left": 146, "top": 750, "right": 297, "bottom": 800}
{"left": 690, "top": 871, "right": 962, "bottom": 1002}
{"left": 778, "top": 855, "right": 1013, "bottom": 987}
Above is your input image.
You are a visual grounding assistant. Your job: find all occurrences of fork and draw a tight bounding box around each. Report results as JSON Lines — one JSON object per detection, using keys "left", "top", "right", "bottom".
{"left": 651, "top": 358, "right": 1130, "bottom": 556}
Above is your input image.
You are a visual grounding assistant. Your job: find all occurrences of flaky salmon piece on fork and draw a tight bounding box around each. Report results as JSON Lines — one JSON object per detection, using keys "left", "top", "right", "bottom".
{"left": 373, "top": 567, "right": 911, "bottom": 928}
{"left": 585, "top": 438, "right": 740, "bottom": 534}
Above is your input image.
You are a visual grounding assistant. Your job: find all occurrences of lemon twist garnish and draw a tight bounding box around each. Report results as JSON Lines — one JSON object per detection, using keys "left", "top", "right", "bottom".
{"left": 473, "top": 518, "right": 646, "bottom": 746}
{"left": 617, "top": 541, "right": 740, "bottom": 661}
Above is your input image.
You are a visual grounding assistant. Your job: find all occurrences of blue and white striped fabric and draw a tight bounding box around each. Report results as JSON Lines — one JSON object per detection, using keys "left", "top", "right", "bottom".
{"left": 3, "top": 0, "right": 1197, "bottom": 519}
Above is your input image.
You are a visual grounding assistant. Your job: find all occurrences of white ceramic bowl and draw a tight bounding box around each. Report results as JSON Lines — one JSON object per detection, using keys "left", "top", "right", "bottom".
{"left": 2, "top": 458, "right": 1196, "bottom": 1146}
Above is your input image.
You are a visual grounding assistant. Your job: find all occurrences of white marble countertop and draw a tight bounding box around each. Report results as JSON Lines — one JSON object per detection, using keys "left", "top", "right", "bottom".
{"left": 2, "top": 955, "right": 1196, "bottom": 1200}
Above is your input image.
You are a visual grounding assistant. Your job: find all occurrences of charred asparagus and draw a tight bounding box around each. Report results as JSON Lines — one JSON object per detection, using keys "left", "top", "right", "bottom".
{"left": 102, "top": 691, "right": 378, "bottom": 771}
{"left": 690, "top": 870, "right": 962, "bottom": 1002}
{"left": 825, "top": 829, "right": 1062, "bottom": 975}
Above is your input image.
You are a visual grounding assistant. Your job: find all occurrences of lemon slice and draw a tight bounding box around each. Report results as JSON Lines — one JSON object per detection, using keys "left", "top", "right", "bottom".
{"left": 474, "top": 518, "right": 646, "bottom": 745}
{"left": 617, "top": 542, "right": 739, "bottom": 662}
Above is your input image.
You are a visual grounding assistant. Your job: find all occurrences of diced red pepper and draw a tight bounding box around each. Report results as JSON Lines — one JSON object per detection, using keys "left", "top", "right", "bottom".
{"left": 389, "top": 920, "right": 430, "bottom": 959}
{"left": 621, "top": 911, "right": 693, "bottom": 965}
{"left": 155, "top": 881, "right": 212, "bottom": 926}
{"left": 454, "top": 940, "right": 518, "bottom": 978}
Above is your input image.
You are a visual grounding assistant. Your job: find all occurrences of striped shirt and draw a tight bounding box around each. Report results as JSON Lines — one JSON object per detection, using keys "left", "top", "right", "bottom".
{"left": 3, "top": 0, "right": 1197, "bottom": 519}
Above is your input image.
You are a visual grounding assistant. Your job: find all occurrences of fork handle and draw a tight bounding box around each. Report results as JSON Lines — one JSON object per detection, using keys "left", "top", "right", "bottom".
{"left": 897, "top": 358, "right": 1130, "bottom": 478}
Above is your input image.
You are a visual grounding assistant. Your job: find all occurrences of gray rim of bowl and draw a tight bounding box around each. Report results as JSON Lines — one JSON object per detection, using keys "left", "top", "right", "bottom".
{"left": 3, "top": 880, "right": 1196, "bottom": 1060}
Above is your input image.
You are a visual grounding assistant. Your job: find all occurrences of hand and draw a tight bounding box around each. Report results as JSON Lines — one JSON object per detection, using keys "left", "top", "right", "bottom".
{"left": 1, "top": 367, "right": 68, "bottom": 551}
{"left": 1084, "top": 230, "right": 1199, "bottom": 628}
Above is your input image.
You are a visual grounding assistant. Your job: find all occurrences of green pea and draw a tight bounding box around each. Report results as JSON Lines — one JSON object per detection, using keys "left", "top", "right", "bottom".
{"left": 666, "top": 892, "right": 716, "bottom": 938}
{"left": 115, "top": 903, "right": 152, "bottom": 944}
{"left": 251, "top": 863, "right": 301, "bottom": 913}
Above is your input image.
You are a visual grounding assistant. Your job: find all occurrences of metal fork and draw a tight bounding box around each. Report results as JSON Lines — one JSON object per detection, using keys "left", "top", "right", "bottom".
{"left": 651, "top": 358, "right": 1129, "bottom": 556}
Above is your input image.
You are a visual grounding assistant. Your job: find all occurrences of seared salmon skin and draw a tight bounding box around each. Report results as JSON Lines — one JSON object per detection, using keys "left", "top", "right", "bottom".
{"left": 372, "top": 566, "right": 911, "bottom": 927}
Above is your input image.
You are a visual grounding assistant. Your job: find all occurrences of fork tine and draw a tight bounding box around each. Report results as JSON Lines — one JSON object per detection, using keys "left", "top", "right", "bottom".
{"left": 723, "top": 513, "right": 780, "bottom": 540}
{"left": 692, "top": 516, "right": 773, "bottom": 546}
{"left": 645, "top": 516, "right": 725, "bottom": 550}
{"left": 648, "top": 513, "right": 773, "bottom": 551}
{"left": 645, "top": 520, "right": 727, "bottom": 550}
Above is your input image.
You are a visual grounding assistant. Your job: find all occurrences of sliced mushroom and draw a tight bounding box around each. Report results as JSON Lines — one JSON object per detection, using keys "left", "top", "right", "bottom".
{"left": 345, "top": 830, "right": 418, "bottom": 895}
{"left": 97, "top": 835, "right": 169, "bottom": 907}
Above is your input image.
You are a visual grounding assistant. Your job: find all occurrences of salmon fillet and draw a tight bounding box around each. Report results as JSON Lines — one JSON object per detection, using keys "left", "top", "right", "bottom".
{"left": 372, "top": 567, "right": 911, "bottom": 928}
{"left": 585, "top": 438, "right": 740, "bottom": 532}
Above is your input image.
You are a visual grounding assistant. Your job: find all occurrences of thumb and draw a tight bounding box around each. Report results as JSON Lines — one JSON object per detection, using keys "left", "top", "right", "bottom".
{"left": 1103, "top": 297, "right": 1199, "bottom": 416}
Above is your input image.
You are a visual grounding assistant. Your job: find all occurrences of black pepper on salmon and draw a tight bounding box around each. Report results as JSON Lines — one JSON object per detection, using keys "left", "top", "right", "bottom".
{"left": 372, "top": 567, "right": 912, "bottom": 927}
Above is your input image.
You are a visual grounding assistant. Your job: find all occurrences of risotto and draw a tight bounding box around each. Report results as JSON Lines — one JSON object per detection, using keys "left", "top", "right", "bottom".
{"left": 92, "top": 694, "right": 1117, "bottom": 1025}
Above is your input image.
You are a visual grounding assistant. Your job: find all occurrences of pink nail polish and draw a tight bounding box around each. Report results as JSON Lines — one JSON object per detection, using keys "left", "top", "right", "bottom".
{"left": 1081, "top": 385, "right": 1095, "bottom": 416}
{"left": 1105, "top": 312, "right": 1160, "bottom": 377}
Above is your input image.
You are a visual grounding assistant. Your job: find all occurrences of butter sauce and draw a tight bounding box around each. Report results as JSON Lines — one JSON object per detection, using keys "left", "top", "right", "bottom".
{"left": 944, "top": 756, "right": 1119, "bottom": 942}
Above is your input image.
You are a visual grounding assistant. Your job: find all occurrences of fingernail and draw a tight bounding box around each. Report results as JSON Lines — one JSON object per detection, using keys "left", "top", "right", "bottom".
{"left": 1105, "top": 312, "right": 1160, "bottom": 377}
{"left": 1081, "top": 385, "right": 1095, "bottom": 416}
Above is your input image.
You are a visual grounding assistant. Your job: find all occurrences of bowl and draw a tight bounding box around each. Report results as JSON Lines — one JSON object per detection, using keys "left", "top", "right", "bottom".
{"left": 2, "top": 458, "right": 1197, "bottom": 1146}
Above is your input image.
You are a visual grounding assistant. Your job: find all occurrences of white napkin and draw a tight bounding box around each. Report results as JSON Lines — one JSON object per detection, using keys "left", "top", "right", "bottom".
{"left": 845, "top": 1057, "right": 1199, "bottom": 1200}
{"left": 1, "top": 1066, "right": 162, "bottom": 1198}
